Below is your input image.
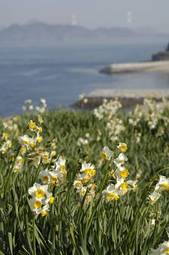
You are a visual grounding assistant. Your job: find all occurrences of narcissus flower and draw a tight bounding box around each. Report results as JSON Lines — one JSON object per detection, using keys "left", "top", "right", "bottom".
{"left": 100, "top": 146, "right": 113, "bottom": 161}
{"left": 114, "top": 153, "right": 128, "bottom": 167}
{"left": 102, "top": 184, "right": 120, "bottom": 202}
{"left": 0, "top": 140, "right": 12, "bottom": 154}
{"left": 116, "top": 165, "right": 129, "bottom": 179}
{"left": 73, "top": 180, "right": 83, "bottom": 190}
{"left": 117, "top": 143, "right": 128, "bottom": 153}
{"left": 150, "top": 240, "right": 169, "bottom": 255}
{"left": 155, "top": 175, "right": 169, "bottom": 192}
{"left": 28, "top": 183, "right": 55, "bottom": 217}
{"left": 148, "top": 191, "right": 161, "bottom": 205}
{"left": 80, "top": 162, "right": 96, "bottom": 178}
{"left": 28, "top": 183, "right": 48, "bottom": 199}
{"left": 39, "top": 170, "right": 50, "bottom": 184}
{"left": 74, "top": 162, "right": 96, "bottom": 204}
{"left": 28, "top": 120, "right": 42, "bottom": 133}
{"left": 53, "top": 156, "right": 67, "bottom": 182}
{"left": 19, "top": 135, "right": 36, "bottom": 149}
{"left": 148, "top": 176, "right": 169, "bottom": 204}
{"left": 13, "top": 155, "right": 24, "bottom": 173}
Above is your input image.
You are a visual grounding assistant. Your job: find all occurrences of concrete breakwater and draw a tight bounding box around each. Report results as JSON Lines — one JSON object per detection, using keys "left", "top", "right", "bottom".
{"left": 73, "top": 89, "right": 169, "bottom": 109}
{"left": 100, "top": 61, "right": 169, "bottom": 74}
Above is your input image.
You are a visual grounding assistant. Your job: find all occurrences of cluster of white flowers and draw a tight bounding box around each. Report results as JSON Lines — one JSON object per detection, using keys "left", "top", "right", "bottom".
{"left": 106, "top": 118, "right": 125, "bottom": 141}
{"left": 102, "top": 143, "right": 137, "bottom": 202}
{"left": 94, "top": 99, "right": 122, "bottom": 120}
{"left": 36, "top": 98, "right": 47, "bottom": 113}
{"left": 129, "top": 98, "right": 169, "bottom": 131}
{"left": 3, "top": 117, "right": 19, "bottom": 135}
{"left": 18, "top": 120, "right": 43, "bottom": 152}
{"left": 77, "top": 133, "right": 91, "bottom": 146}
{"left": 28, "top": 156, "right": 67, "bottom": 216}
{"left": 73, "top": 162, "right": 97, "bottom": 204}
{"left": 148, "top": 175, "right": 169, "bottom": 204}
{"left": 39, "top": 156, "right": 67, "bottom": 186}
{"left": 94, "top": 99, "right": 125, "bottom": 141}
{"left": 22, "top": 98, "right": 47, "bottom": 113}
{"left": 28, "top": 183, "right": 54, "bottom": 217}
{"left": 0, "top": 139, "right": 12, "bottom": 154}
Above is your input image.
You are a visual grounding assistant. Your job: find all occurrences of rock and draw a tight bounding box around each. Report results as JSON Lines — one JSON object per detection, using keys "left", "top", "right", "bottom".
{"left": 152, "top": 42, "right": 169, "bottom": 61}
{"left": 152, "top": 51, "right": 169, "bottom": 61}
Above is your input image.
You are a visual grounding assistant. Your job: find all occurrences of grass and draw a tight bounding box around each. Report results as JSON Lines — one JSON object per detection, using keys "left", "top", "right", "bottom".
{"left": 1, "top": 100, "right": 169, "bottom": 254}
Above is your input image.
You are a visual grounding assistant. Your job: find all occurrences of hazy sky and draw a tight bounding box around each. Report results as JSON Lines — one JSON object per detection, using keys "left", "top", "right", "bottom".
{"left": 0, "top": 0, "right": 169, "bottom": 32}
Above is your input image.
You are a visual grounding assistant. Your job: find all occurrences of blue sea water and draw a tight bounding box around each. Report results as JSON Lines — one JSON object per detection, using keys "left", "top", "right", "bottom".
{"left": 0, "top": 42, "right": 169, "bottom": 116}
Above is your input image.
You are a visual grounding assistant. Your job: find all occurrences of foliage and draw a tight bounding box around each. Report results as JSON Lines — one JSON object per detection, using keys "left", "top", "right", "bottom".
{"left": 1, "top": 99, "right": 169, "bottom": 254}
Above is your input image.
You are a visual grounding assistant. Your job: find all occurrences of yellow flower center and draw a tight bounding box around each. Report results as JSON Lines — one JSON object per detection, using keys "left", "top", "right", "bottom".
{"left": 121, "top": 183, "right": 128, "bottom": 192}
{"left": 118, "top": 143, "right": 127, "bottom": 153}
{"left": 51, "top": 176, "right": 58, "bottom": 185}
{"left": 84, "top": 168, "right": 96, "bottom": 177}
{"left": 34, "top": 200, "right": 42, "bottom": 209}
{"left": 106, "top": 192, "right": 119, "bottom": 201}
{"left": 35, "top": 189, "right": 46, "bottom": 199}
{"left": 30, "top": 141, "right": 36, "bottom": 148}
{"left": 36, "top": 136, "right": 43, "bottom": 143}
{"left": 60, "top": 165, "right": 67, "bottom": 176}
{"left": 41, "top": 210, "right": 48, "bottom": 217}
{"left": 2, "top": 132, "right": 9, "bottom": 140}
{"left": 29, "top": 120, "right": 37, "bottom": 130}
{"left": 160, "top": 183, "right": 169, "bottom": 191}
{"left": 100, "top": 152, "right": 108, "bottom": 160}
{"left": 49, "top": 196, "right": 55, "bottom": 204}
{"left": 120, "top": 169, "right": 129, "bottom": 178}
{"left": 163, "top": 248, "right": 169, "bottom": 254}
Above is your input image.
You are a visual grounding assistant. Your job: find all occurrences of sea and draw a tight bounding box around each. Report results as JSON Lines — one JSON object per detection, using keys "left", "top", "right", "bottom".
{"left": 0, "top": 42, "right": 169, "bottom": 116}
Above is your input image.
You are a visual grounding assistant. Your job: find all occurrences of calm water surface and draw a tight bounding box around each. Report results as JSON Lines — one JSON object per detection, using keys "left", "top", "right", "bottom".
{"left": 0, "top": 42, "right": 169, "bottom": 116}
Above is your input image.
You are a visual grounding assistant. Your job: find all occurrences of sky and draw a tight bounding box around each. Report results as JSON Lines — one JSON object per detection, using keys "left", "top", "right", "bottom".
{"left": 0, "top": 0, "right": 169, "bottom": 32}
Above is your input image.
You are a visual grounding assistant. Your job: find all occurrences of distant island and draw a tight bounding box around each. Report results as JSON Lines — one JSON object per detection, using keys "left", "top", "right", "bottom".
{"left": 0, "top": 21, "right": 168, "bottom": 46}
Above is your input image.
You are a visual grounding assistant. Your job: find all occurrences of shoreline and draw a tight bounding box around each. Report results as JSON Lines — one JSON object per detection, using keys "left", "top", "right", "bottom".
{"left": 100, "top": 61, "right": 169, "bottom": 74}
{"left": 73, "top": 89, "right": 169, "bottom": 110}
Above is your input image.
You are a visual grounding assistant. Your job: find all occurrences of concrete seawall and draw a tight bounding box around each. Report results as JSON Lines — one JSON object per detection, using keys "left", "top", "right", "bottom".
{"left": 73, "top": 89, "right": 169, "bottom": 109}
{"left": 100, "top": 61, "right": 169, "bottom": 74}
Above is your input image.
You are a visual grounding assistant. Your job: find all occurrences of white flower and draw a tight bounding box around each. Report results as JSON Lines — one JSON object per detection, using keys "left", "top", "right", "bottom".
{"left": 39, "top": 170, "right": 50, "bottom": 184}
{"left": 100, "top": 146, "right": 113, "bottom": 161}
{"left": 29, "top": 197, "right": 43, "bottom": 215}
{"left": 115, "top": 179, "right": 128, "bottom": 196}
{"left": 150, "top": 241, "right": 169, "bottom": 255}
{"left": 148, "top": 191, "right": 161, "bottom": 205}
{"left": 19, "top": 135, "right": 36, "bottom": 149}
{"left": 114, "top": 153, "right": 128, "bottom": 169}
{"left": 115, "top": 165, "right": 129, "bottom": 179}
{"left": 127, "top": 180, "right": 138, "bottom": 191}
{"left": 80, "top": 162, "right": 96, "bottom": 175}
{"left": 155, "top": 176, "right": 169, "bottom": 192}
{"left": 102, "top": 184, "right": 120, "bottom": 202}
{"left": 77, "top": 137, "right": 89, "bottom": 146}
{"left": 53, "top": 156, "right": 67, "bottom": 182}
{"left": 28, "top": 183, "right": 48, "bottom": 199}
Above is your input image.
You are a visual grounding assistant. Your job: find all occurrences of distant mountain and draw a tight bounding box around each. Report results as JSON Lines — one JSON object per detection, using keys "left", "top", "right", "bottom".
{"left": 0, "top": 22, "right": 168, "bottom": 46}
